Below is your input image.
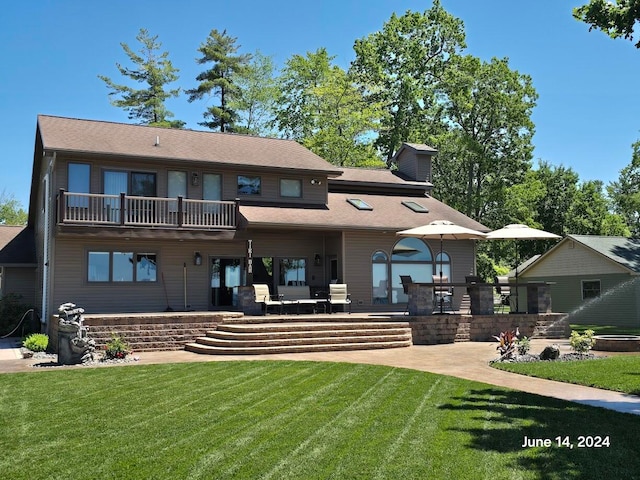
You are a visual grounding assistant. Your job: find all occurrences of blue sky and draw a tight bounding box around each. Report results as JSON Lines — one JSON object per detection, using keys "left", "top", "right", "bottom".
{"left": 1, "top": 0, "right": 639, "bottom": 210}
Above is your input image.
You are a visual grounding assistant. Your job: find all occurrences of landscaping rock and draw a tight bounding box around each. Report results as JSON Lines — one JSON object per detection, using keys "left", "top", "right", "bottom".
{"left": 539, "top": 344, "right": 560, "bottom": 361}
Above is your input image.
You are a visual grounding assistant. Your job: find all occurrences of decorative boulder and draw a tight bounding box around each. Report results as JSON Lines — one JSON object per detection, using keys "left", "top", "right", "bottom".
{"left": 539, "top": 344, "right": 560, "bottom": 361}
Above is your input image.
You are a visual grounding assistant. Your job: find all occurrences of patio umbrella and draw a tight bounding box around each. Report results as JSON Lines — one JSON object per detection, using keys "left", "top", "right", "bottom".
{"left": 485, "top": 224, "right": 561, "bottom": 312}
{"left": 397, "top": 220, "right": 487, "bottom": 313}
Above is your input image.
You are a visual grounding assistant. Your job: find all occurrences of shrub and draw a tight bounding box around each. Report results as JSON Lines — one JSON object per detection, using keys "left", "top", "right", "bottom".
{"left": 23, "top": 333, "right": 49, "bottom": 352}
{"left": 516, "top": 336, "right": 531, "bottom": 355}
{"left": 0, "top": 294, "right": 35, "bottom": 336}
{"left": 570, "top": 329, "right": 596, "bottom": 353}
{"left": 493, "top": 328, "right": 520, "bottom": 360}
{"left": 104, "top": 334, "right": 130, "bottom": 360}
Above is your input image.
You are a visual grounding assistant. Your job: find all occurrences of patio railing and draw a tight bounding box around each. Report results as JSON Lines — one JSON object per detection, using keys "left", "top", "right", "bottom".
{"left": 57, "top": 190, "right": 238, "bottom": 229}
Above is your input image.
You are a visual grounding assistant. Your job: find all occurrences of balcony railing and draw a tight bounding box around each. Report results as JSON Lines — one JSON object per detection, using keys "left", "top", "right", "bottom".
{"left": 58, "top": 190, "right": 238, "bottom": 229}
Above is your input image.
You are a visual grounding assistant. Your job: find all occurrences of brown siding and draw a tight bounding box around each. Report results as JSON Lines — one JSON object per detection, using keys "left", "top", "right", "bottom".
{"left": 49, "top": 230, "right": 338, "bottom": 314}
{"left": 57, "top": 156, "right": 327, "bottom": 205}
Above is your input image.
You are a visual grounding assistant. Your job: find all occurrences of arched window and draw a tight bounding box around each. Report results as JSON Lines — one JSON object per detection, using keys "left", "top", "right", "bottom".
{"left": 391, "top": 238, "right": 433, "bottom": 304}
{"left": 372, "top": 251, "right": 388, "bottom": 304}
{"left": 434, "top": 252, "right": 452, "bottom": 280}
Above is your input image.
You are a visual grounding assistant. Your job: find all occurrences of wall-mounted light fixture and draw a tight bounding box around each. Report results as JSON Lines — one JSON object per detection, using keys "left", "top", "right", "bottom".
{"left": 314, "top": 253, "right": 322, "bottom": 266}
{"left": 191, "top": 172, "right": 200, "bottom": 186}
{"left": 194, "top": 252, "right": 202, "bottom": 266}
{"left": 310, "top": 178, "right": 322, "bottom": 185}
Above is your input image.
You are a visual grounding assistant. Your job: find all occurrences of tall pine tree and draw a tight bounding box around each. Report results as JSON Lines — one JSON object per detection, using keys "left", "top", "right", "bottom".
{"left": 187, "top": 29, "right": 251, "bottom": 132}
{"left": 99, "top": 28, "right": 183, "bottom": 128}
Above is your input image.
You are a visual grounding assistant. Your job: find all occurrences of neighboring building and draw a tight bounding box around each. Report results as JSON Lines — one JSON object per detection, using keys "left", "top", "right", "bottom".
{"left": 0, "top": 225, "right": 37, "bottom": 306}
{"left": 518, "top": 235, "right": 640, "bottom": 327}
{"left": 29, "top": 115, "right": 487, "bottom": 332}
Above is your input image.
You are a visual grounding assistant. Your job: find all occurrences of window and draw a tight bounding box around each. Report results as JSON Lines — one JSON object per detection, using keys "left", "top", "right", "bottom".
{"left": 88, "top": 251, "right": 157, "bottom": 283}
{"left": 238, "top": 175, "right": 261, "bottom": 195}
{"left": 434, "top": 252, "right": 451, "bottom": 280}
{"left": 203, "top": 173, "right": 222, "bottom": 201}
{"left": 347, "top": 198, "right": 373, "bottom": 210}
{"left": 168, "top": 171, "right": 187, "bottom": 198}
{"left": 131, "top": 172, "right": 156, "bottom": 197}
{"left": 582, "top": 280, "right": 601, "bottom": 300}
{"left": 372, "top": 251, "right": 389, "bottom": 304}
{"left": 68, "top": 163, "right": 90, "bottom": 207}
{"left": 280, "top": 178, "right": 302, "bottom": 198}
{"left": 402, "top": 201, "right": 429, "bottom": 213}
{"left": 391, "top": 238, "right": 433, "bottom": 304}
{"left": 168, "top": 171, "right": 187, "bottom": 211}
{"left": 279, "top": 258, "right": 306, "bottom": 285}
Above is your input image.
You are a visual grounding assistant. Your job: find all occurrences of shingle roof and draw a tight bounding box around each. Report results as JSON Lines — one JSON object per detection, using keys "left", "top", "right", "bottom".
{"left": 0, "top": 226, "right": 36, "bottom": 265}
{"left": 570, "top": 235, "right": 640, "bottom": 274}
{"left": 37, "top": 115, "right": 343, "bottom": 175}
{"left": 240, "top": 192, "right": 489, "bottom": 232}
{"left": 332, "top": 167, "right": 431, "bottom": 188}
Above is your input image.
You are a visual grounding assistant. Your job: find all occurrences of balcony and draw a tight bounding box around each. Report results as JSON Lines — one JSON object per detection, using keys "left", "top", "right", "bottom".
{"left": 57, "top": 190, "right": 238, "bottom": 230}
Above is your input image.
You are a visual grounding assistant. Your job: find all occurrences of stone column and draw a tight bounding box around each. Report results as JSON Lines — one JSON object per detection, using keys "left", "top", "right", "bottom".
{"left": 238, "top": 286, "right": 262, "bottom": 315}
{"left": 526, "top": 282, "right": 551, "bottom": 314}
{"left": 408, "top": 283, "right": 434, "bottom": 315}
{"left": 468, "top": 284, "right": 494, "bottom": 315}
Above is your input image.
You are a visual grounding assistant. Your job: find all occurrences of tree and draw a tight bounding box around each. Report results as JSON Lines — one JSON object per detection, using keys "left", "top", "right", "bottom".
{"left": 273, "top": 49, "right": 383, "bottom": 167}
{"left": 608, "top": 140, "right": 640, "bottom": 235}
{"left": 351, "top": 2, "right": 466, "bottom": 163}
{"left": 566, "top": 180, "right": 630, "bottom": 235}
{"left": 99, "top": 28, "right": 184, "bottom": 128}
{"left": 0, "top": 191, "right": 27, "bottom": 225}
{"left": 187, "top": 29, "right": 251, "bottom": 132}
{"left": 431, "top": 55, "right": 538, "bottom": 223}
{"left": 574, "top": 0, "right": 640, "bottom": 47}
{"left": 228, "top": 51, "right": 278, "bottom": 136}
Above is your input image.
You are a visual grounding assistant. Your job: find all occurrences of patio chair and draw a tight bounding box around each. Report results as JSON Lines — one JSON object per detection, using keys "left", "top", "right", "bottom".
{"left": 432, "top": 275, "right": 453, "bottom": 312}
{"left": 495, "top": 276, "right": 511, "bottom": 313}
{"left": 400, "top": 275, "right": 413, "bottom": 314}
{"left": 328, "top": 283, "right": 351, "bottom": 313}
{"left": 253, "top": 284, "right": 283, "bottom": 315}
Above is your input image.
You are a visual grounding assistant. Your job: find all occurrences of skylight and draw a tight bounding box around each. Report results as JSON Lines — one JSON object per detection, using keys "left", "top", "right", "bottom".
{"left": 347, "top": 198, "right": 373, "bottom": 210}
{"left": 402, "top": 201, "right": 429, "bottom": 213}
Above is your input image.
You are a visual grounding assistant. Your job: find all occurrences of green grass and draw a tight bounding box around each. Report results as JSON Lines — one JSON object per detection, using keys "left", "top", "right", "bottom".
{"left": 492, "top": 356, "right": 640, "bottom": 396}
{"left": 570, "top": 324, "right": 640, "bottom": 335}
{"left": 1, "top": 361, "right": 640, "bottom": 479}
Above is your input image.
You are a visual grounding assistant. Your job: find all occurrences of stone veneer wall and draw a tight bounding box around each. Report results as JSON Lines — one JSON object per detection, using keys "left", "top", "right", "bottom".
{"left": 405, "top": 313, "right": 568, "bottom": 344}
{"left": 49, "top": 312, "right": 243, "bottom": 352}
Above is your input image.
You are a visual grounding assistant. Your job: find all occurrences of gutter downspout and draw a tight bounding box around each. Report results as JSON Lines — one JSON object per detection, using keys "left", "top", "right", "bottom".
{"left": 41, "top": 152, "right": 56, "bottom": 327}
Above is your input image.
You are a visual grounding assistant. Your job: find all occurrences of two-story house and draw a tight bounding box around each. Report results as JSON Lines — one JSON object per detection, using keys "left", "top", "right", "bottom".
{"left": 27, "top": 115, "right": 487, "bottom": 333}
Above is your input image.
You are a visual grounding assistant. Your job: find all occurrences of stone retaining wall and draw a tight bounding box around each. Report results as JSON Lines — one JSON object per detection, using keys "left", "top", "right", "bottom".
{"left": 405, "top": 313, "right": 568, "bottom": 344}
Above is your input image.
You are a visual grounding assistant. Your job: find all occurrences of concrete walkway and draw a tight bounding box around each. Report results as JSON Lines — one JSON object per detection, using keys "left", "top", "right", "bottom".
{"left": 1, "top": 336, "right": 639, "bottom": 415}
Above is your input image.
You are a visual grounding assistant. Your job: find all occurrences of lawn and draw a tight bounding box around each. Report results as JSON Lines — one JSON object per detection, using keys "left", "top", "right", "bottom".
{"left": 1, "top": 361, "right": 639, "bottom": 479}
{"left": 492, "top": 355, "right": 640, "bottom": 396}
{"left": 570, "top": 324, "right": 640, "bottom": 335}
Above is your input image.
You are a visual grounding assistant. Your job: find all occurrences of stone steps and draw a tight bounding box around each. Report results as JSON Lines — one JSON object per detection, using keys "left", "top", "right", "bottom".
{"left": 186, "top": 321, "right": 413, "bottom": 355}
{"left": 454, "top": 321, "right": 471, "bottom": 342}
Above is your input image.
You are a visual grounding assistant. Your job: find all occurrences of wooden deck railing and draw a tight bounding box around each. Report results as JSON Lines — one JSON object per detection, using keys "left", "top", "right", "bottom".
{"left": 57, "top": 190, "right": 238, "bottom": 229}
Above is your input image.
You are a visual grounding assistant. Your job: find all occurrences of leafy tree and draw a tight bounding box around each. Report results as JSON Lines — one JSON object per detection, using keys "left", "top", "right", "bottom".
{"left": 608, "top": 140, "right": 640, "bottom": 235}
{"left": 99, "top": 28, "right": 184, "bottom": 128}
{"left": 274, "top": 49, "right": 383, "bottom": 167}
{"left": 574, "top": 0, "right": 640, "bottom": 47}
{"left": 351, "top": 2, "right": 466, "bottom": 163}
{"left": 0, "top": 191, "right": 27, "bottom": 225}
{"left": 273, "top": 48, "right": 334, "bottom": 141}
{"left": 530, "top": 161, "right": 579, "bottom": 236}
{"left": 431, "top": 55, "right": 537, "bottom": 223}
{"left": 566, "top": 180, "right": 630, "bottom": 235}
{"left": 187, "top": 29, "right": 251, "bottom": 132}
{"left": 228, "top": 51, "right": 278, "bottom": 135}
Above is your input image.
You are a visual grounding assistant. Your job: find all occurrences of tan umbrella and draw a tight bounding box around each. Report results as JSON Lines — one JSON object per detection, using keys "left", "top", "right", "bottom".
{"left": 486, "top": 224, "right": 561, "bottom": 312}
{"left": 397, "top": 220, "right": 487, "bottom": 313}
